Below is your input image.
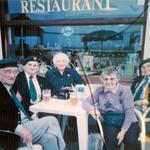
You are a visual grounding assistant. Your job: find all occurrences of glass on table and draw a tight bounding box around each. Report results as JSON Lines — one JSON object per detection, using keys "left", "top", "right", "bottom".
{"left": 42, "top": 89, "right": 51, "bottom": 102}
{"left": 69, "top": 92, "right": 78, "bottom": 105}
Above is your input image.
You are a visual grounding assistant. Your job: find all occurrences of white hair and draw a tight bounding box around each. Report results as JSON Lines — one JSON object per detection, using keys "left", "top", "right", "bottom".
{"left": 101, "top": 66, "right": 120, "bottom": 80}
{"left": 53, "top": 52, "right": 70, "bottom": 66}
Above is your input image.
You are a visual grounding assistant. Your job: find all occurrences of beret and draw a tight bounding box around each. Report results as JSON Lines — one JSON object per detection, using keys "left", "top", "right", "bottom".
{"left": 139, "top": 58, "right": 150, "bottom": 69}
{"left": 23, "top": 56, "right": 40, "bottom": 65}
{"left": 0, "top": 58, "right": 17, "bottom": 68}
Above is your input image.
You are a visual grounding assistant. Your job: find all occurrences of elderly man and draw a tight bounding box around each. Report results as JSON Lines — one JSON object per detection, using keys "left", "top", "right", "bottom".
{"left": 0, "top": 58, "right": 65, "bottom": 150}
{"left": 15, "top": 56, "right": 51, "bottom": 118}
{"left": 131, "top": 58, "right": 150, "bottom": 135}
{"left": 131, "top": 58, "right": 150, "bottom": 111}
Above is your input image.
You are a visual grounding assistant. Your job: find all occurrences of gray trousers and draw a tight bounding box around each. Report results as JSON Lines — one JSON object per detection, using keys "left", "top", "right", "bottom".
{"left": 23, "top": 116, "right": 65, "bottom": 150}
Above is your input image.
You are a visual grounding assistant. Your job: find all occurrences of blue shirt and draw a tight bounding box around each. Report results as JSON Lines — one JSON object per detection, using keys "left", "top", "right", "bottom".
{"left": 45, "top": 68, "right": 86, "bottom": 99}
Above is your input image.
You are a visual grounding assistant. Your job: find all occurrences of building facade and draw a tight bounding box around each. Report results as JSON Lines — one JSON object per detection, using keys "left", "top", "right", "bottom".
{"left": 0, "top": 0, "right": 150, "bottom": 79}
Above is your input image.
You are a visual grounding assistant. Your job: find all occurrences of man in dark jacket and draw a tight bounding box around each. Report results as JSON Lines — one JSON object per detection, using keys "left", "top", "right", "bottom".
{"left": 131, "top": 58, "right": 150, "bottom": 110}
{"left": 0, "top": 58, "right": 65, "bottom": 150}
{"left": 131, "top": 58, "right": 150, "bottom": 134}
{"left": 15, "top": 56, "right": 50, "bottom": 117}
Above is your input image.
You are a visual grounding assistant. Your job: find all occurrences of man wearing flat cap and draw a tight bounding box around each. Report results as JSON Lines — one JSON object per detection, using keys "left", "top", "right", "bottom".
{"left": 0, "top": 58, "right": 65, "bottom": 150}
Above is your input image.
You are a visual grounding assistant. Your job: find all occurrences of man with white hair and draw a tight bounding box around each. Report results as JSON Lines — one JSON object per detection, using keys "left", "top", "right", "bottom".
{"left": 46, "top": 52, "right": 86, "bottom": 99}
{"left": 45, "top": 52, "right": 86, "bottom": 136}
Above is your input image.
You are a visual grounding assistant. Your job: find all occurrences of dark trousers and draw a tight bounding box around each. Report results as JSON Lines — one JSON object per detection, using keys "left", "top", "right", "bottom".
{"left": 103, "top": 122, "right": 141, "bottom": 150}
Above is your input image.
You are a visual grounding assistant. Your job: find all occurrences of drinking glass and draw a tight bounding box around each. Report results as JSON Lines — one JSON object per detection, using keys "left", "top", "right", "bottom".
{"left": 42, "top": 89, "right": 51, "bottom": 102}
{"left": 70, "top": 92, "right": 78, "bottom": 105}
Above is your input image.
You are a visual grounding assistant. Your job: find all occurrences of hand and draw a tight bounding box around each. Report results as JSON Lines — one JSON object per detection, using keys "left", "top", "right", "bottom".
{"left": 20, "top": 127, "right": 32, "bottom": 144}
{"left": 134, "top": 99, "right": 148, "bottom": 106}
{"left": 31, "top": 113, "right": 38, "bottom": 120}
{"left": 90, "top": 107, "right": 100, "bottom": 120}
{"left": 16, "top": 91, "right": 22, "bottom": 101}
{"left": 117, "top": 129, "right": 126, "bottom": 145}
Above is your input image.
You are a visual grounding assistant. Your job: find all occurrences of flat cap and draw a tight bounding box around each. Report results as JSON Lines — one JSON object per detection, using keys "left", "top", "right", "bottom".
{"left": 0, "top": 58, "right": 17, "bottom": 68}
{"left": 23, "top": 56, "right": 40, "bottom": 65}
{"left": 139, "top": 58, "right": 150, "bottom": 69}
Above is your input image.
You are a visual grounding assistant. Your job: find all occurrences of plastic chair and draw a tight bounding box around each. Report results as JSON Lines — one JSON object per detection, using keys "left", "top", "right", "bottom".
{"left": 120, "top": 109, "right": 143, "bottom": 150}
{"left": 94, "top": 109, "right": 143, "bottom": 150}
{"left": 134, "top": 107, "right": 150, "bottom": 150}
{"left": 39, "top": 61, "right": 52, "bottom": 75}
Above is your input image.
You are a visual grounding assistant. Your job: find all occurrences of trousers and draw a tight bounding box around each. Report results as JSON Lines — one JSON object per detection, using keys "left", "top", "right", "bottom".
{"left": 23, "top": 116, "right": 65, "bottom": 150}
{"left": 103, "top": 122, "right": 141, "bottom": 150}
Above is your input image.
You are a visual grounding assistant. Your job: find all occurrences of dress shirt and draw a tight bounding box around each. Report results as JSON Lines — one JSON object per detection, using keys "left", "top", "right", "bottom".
{"left": 25, "top": 72, "right": 41, "bottom": 104}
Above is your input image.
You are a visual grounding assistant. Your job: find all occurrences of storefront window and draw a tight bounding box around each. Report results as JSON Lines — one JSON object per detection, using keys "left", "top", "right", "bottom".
{"left": 3, "top": 0, "right": 147, "bottom": 79}
{"left": 7, "top": 24, "right": 143, "bottom": 78}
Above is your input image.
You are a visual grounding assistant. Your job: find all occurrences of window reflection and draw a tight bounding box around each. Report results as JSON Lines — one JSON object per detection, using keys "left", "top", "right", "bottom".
{"left": 8, "top": 24, "right": 143, "bottom": 78}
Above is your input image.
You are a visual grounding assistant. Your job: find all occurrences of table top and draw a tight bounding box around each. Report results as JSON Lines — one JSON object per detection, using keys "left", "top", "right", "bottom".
{"left": 30, "top": 98, "right": 87, "bottom": 117}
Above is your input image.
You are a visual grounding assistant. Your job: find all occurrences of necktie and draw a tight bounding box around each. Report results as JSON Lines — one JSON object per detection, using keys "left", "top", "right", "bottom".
{"left": 29, "top": 76, "right": 37, "bottom": 102}
{"left": 10, "top": 88, "right": 31, "bottom": 120}
{"left": 134, "top": 77, "right": 149, "bottom": 100}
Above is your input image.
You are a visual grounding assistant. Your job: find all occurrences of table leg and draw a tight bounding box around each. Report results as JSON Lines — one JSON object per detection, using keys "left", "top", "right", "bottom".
{"left": 76, "top": 114, "right": 88, "bottom": 150}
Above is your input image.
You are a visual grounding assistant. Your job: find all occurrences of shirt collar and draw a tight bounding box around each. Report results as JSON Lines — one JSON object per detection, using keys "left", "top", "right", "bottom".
{"left": 3, "top": 83, "right": 12, "bottom": 91}
{"left": 54, "top": 67, "right": 69, "bottom": 76}
{"left": 104, "top": 83, "right": 119, "bottom": 93}
{"left": 25, "top": 72, "right": 36, "bottom": 79}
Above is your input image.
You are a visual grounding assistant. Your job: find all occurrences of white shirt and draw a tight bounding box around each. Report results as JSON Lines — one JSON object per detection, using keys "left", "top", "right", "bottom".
{"left": 25, "top": 72, "right": 41, "bottom": 104}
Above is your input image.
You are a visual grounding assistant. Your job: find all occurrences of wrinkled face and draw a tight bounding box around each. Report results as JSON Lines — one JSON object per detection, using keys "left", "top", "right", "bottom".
{"left": 141, "top": 62, "right": 150, "bottom": 76}
{"left": 23, "top": 61, "right": 39, "bottom": 76}
{"left": 0, "top": 67, "right": 18, "bottom": 85}
{"left": 102, "top": 74, "right": 119, "bottom": 91}
{"left": 54, "top": 56, "right": 68, "bottom": 71}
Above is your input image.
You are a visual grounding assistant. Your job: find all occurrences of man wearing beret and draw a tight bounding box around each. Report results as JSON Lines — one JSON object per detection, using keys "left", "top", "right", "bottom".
{"left": 15, "top": 56, "right": 50, "bottom": 118}
{"left": 131, "top": 58, "right": 150, "bottom": 134}
{"left": 0, "top": 58, "right": 65, "bottom": 150}
{"left": 131, "top": 58, "right": 150, "bottom": 110}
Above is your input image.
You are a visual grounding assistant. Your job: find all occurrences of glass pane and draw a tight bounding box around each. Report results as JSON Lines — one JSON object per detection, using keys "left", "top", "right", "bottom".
{"left": 8, "top": 24, "right": 143, "bottom": 78}
{"left": 8, "top": 0, "right": 146, "bottom": 20}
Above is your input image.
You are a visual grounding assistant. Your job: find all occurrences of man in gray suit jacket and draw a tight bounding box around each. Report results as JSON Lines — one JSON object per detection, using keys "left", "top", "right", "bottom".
{"left": 0, "top": 58, "right": 65, "bottom": 150}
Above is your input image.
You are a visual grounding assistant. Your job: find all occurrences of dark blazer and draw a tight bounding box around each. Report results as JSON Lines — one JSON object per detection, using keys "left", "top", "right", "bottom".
{"left": 131, "top": 76, "right": 150, "bottom": 103}
{"left": 0, "top": 82, "right": 21, "bottom": 149}
{"left": 15, "top": 71, "right": 50, "bottom": 116}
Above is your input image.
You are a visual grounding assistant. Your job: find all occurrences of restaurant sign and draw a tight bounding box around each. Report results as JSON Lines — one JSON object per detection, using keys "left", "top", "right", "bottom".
{"left": 8, "top": 0, "right": 145, "bottom": 19}
{"left": 21, "top": 0, "right": 110, "bottom": 13}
